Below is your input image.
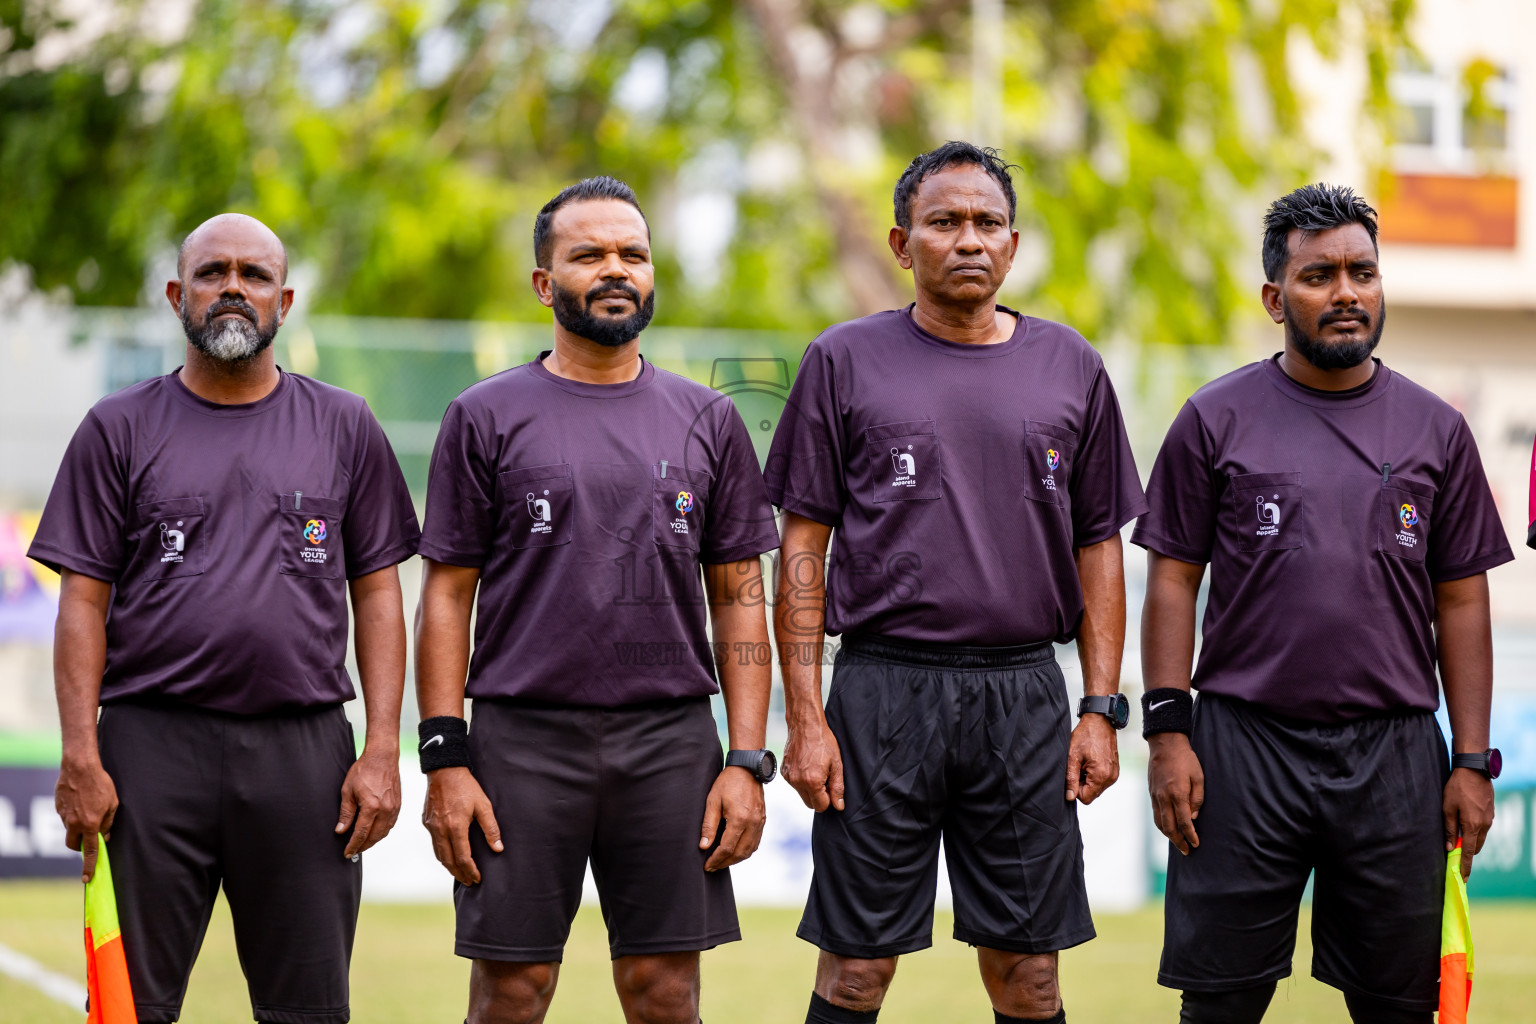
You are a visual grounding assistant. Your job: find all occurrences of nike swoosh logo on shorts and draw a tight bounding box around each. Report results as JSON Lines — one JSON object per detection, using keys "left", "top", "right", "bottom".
{"left": 1149, "top": 700, "right": 1176, "bottom": 711}
{"left": 421, "top": 735, "right": 444, "bottom": 750}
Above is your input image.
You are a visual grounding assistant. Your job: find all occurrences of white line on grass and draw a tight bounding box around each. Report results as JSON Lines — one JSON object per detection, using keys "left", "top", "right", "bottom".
{"left": 0, "top": 941, "right": 87, "bottom": 1010}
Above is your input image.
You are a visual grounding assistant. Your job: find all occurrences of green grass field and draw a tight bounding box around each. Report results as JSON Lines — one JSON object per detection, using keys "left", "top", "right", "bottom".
{"left": 2, "top": 882, "right": 1533, "bottom": 1022}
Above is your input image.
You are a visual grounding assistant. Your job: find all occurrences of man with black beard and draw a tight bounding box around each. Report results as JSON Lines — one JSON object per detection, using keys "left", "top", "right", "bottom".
{"left": 30, "top": 213, "right": 420, "bottom": 1022}
{"left": 415, "top": 177, "right": 780, "bottom": 1024}
{"left": 1132, "top": 184, "right": 1511, "bottom": 1024}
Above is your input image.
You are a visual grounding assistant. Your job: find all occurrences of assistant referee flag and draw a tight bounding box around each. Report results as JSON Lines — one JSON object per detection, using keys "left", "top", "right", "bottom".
{"left": 1439, "top": 840, "right": 1474, "bottom": 1023}
{"left": 84, "top": 838, "right": 134, "bottom": 1023}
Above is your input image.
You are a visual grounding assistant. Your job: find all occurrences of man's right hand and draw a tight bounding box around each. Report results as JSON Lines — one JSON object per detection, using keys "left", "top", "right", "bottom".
{"left": 422, "top": 766, "right": 503, "bottom": 885}
{"left": 56, "top": 758, "right": 118, "bottom": 883}
{"left": 783, "top": 716, "right": 845, "bottom": 812}
{"left": 1148, "top": 732, "right": 1204, "bottom": 855}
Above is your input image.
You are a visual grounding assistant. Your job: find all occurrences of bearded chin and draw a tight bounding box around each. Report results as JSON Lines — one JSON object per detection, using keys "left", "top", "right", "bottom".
{"left": 181, "top": 301, "right": 278, "bottom": 363}
{"left": 1283, "top": 301, "right": 1386, "bottom": 371}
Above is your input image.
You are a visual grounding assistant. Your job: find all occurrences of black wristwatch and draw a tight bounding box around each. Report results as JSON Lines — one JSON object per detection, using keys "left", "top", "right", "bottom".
{"left": 1077, "top": 694, "right": 1130, "bottom": 730}
{"left": 725, "top": 748, "right": 778, "bottom": 784}
{"left": 1452, "top": 748, "right": 1502, "bottom": 780}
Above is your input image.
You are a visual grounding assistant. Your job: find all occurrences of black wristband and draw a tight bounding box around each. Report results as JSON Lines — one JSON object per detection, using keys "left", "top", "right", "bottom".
{"left": 417, "top": 716, "right": 470, "bottom": 773}
{"left": 1141, "top": 688, "right": 1194, "bottom": 739}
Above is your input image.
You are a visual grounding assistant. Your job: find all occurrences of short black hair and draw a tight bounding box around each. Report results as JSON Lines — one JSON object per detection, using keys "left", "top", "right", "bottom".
{"left": 1261, "top": 183, "right": 1379, "bottom": 282}
{"left": 534, "top": 176, "right": 649, "bottom": 269}
{"left": 892, "top": 142, "right": 1018, "bottom": 230}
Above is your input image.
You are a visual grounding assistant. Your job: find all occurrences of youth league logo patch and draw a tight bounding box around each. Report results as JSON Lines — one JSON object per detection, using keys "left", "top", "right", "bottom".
{"left": 159, "top": 521, "right": 186, "bottom": 563}
{"left": 1396, "top": 502, "right": 1420, "bottom": 550}
{"left": 670, "top": 490, "right": 695, "bottom": 535}
{"left": 1046, "top": 448, "right": 1061, "bottom": 472}
{"left": 1255, "top": 495, "right": 1281, "bottom": 537}
{"left": 303, "top": 518, "right": 327, "bottom": 545}
{"left": 527, "top": 490, "right": 553, "bottom": 535}
{"left": 300, "top": 517, "right": 330, "bottom": 565}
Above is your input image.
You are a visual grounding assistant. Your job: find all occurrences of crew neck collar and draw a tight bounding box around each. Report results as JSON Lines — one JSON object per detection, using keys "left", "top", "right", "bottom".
{"left": 1262, "top": 354, "right": 1392, "bottom": 409}
{"left": 165, "top": 366, "right": 293, "bottom": 418}
{"left": 527, "top": 350, "right": 657, "bottom": 398}
{"left": 900, "top": 303, "right": 1030, "bottom": 357}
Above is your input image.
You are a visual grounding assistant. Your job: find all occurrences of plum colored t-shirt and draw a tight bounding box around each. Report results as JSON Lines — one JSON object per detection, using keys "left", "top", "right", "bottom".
{"left": 764, "top": 306, "right": 1147, "bottom": 646}
{"left": 1527, "top": 437, "right": 1535, "bottom": 549}
{"left": 28, "top": 370, "right": 421, "bottom": 714}
{"left": 1132, "top": 356, "right": 1514, "bottom": 722}
{"left": 418, "top": 354, "right": 780, "bottom": 706}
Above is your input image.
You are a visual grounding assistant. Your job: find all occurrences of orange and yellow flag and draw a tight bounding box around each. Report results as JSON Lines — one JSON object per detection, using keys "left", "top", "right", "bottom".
{"left": 84, "top": 839, "right": 135, "bottom": 1023}
{"left": 1438, "top": 839, "right": 1474, "bottom": 1024}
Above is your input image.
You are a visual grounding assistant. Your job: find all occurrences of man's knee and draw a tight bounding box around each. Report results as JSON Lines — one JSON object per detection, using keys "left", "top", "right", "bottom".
{"left": 1342, "top": 991, "right": 1433, "bottom": 1024}
{"left": 979, "top": 950, "right": 1059, "bottom": 1018}
{"left": 1179, "top": 983, "right": 1276, "bottom": 1024}
{"left": 613, "top": 953, "right": 700, "bottom": 1024}
{"left": 468, "top": 960, "right": 559, "bottom": 1024}
{"left": 814, "top": 952, "right": 898, "bottom": 1012}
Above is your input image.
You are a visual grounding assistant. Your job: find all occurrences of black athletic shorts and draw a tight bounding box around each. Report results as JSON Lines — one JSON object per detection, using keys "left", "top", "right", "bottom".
{"left": 97, "top": 702, "right": 361, "bottom": 1024}
{"left": 1160, "top": 693, "right": 1448, "bottom": 1012}
{"left": 455, "top": 696, "right": 739, "bottom": 961}
{"left": 798, "top": 634, "right": 1096, "bottom": 959}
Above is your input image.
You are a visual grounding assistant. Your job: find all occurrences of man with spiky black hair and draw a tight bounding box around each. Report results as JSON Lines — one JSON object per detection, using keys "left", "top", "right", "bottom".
{"left": 1134, "top": 183, "right": 1512, "bottom": 1023}
{"left": 768, "top": 142, "right": 1147, "bottom": 1024}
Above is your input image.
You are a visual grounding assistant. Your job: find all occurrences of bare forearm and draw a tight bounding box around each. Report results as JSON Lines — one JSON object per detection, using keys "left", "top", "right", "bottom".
{"left": 1436, "top": 574, "right": 1493, "bottom": 754}
{"left": 351, "top": 568, "right": 406, "bottom": 752}
{"left": 711, "top": 596, "right": 771, "bottom": 750}
{"left": 54, "top": 574, "right": 111, "bottom": 765}
{"left": 414, "top": 561, "right": 478, "bottom": 720}
{"left": 1141, "top": 552, "right": 1204, "bottom": 693}
{"left": 775, "top": 519, "right": 832, "bottom": 728}
{"left": 1075, "top": 534, "right": 1126, "bottom": 697}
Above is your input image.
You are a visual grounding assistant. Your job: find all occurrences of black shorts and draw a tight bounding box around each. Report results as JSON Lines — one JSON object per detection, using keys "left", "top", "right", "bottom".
{"left": 798, "top": 634, "right": 1095, "bottom": 959}
{"left": 97, "top": 702, "right": 361, "bottom": 1024}
{"left": 455, "top": 696, "right": 739, "bottom": 961}
{"left": 1160, "top": 693, "right": 1448, "bottom": 1012}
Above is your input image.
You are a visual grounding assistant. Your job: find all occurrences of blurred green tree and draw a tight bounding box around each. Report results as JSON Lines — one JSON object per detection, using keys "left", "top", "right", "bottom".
{"left": 0, "top": 0, "right": 1412, "bottom": 344}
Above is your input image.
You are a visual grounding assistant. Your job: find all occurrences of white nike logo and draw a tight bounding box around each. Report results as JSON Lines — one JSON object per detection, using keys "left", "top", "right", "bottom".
{"left": 1148, "top": 700, "right": 1176, "bottom": 711}
{"left": 421, "top": 735, "right": 444, "bottom": 750}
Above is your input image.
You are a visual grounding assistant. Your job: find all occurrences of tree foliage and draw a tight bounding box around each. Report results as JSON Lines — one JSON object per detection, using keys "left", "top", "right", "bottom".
{"left": 0, "top": 0, "right": 1412, "bottom": 343}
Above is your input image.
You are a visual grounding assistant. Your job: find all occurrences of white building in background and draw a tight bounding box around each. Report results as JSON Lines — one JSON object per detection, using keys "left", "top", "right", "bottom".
{"left": 1293, "top": 0, "right": 1536, "bottom": 625}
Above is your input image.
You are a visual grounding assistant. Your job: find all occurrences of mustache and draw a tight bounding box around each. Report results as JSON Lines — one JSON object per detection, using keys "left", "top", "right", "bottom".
{"left": 1319, "top": 307, "right": 1370, "bottom": 328}
{"left": 204, "top": 298, "right": 260, "bottom": 324}
{"left": 586, "top": 282, "right": 643, "bottom": 306}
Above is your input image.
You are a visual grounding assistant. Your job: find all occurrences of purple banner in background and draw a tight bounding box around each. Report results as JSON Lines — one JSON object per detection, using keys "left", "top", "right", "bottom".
{"left": 0, "top": 766, "right": 78, "bottom": 878}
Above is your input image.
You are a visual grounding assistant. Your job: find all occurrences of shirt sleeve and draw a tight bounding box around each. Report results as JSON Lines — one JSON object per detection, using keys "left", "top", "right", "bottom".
{"left": 1427, "top": 416, "right": 1514, "bottom": 581}
{"left": 763, "top": 340, "right": 848, "bottom": 526}
{"left": 27, "top": 410, "right": 128, "bottom": 580}
{"left": 1069, "top": 363, "right": 1148, "bottom": 546}
{"left": 1130, "top": 400, "right": 1219, "bottom": 564}
{"left": 418, "top": 399, "right": 497, "bottom": 568}
{"left": 343, "top": 402, "right": 422, "bottom": 578}
{"left": 699, "top": 397, "right": 781, "bottom": 564}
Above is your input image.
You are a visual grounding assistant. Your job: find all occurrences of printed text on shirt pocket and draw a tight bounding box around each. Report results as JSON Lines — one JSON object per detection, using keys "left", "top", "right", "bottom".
{"left": 1024, "top": 420, "right": 1077, "bottom": 507}
{"left": 278, "top": 494, "right": 345, "bottom": 579}
{"left": 1230, "top": 472, "right": 1304, "bottom": 553}
{"left": 1378, "top": 480, "right": 1432, "bottom": 564}
{"left": 135, "top": 496, "right": 206, "bottom": 582}
{"left": 865, "top": 420, "right": 943, "bottom": 503}
{"left": 497, "top": 463, "right": 575, "bottom": 550}
{"left": 654, "top": 465, "right": 707, "bottom": 550}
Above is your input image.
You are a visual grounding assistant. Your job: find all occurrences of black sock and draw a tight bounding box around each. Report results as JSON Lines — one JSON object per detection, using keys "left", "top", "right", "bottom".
{"left": 1180, "top": 984, "right": 1276, "bottom": 1024}
{"left": 995, "top": 1008, "right": 1065, "bottom": 1024}
{"left": 806, "top": 991, "right": 879, "bottom": 1024}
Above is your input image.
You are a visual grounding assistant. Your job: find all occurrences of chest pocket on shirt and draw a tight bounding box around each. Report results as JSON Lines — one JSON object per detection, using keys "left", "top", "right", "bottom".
{"left": 498, "top": 464, "right": 574, "bottom": 550}
{"left": 1378, "top": 480, "right": 1432, "bottom": 564}
{"left": 865, "top": 420, "right": 943, "bottom": 502}
{"left": 1230, "top": 472, "right": 1303, "bottom": 552}
{"left": 654, "top": 466, "right": 708, "bottom": 552}
{"left": 135, "top": 497, "right": 206, "bottom": 581}
{"left": 278, "top": 495, "right": 345, "bottom": 579}
{"left": 1023, "top": 420, "right": 1077, "bottom": 507}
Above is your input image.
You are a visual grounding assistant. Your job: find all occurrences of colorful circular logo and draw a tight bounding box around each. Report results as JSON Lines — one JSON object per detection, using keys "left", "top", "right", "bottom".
{"left": 1046, "top": 448, "right": 1061, "bottom": 472}
{"left": 1399, "top": 504, "right": 1418, "bottom": 530}
{"left": 303, "top": 518, "right": 327, "bottom": 545}
{"left": 675, "top": 491, "right": 694, "bottom": 515}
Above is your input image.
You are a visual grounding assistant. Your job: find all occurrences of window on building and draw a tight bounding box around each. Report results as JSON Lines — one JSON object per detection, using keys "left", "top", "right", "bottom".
{"left": 1389, "top": 55, "right": 1514, "bottom": 172}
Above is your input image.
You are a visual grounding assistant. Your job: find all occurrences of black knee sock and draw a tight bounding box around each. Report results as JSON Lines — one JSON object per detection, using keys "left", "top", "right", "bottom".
{"left": 1179, "top": 984, "right": 1276, "bottom": 1024}
{"left": 806, "top": 992, "right": 879, "bottom": 1024}
{"left": 1342, "top": 992, "right": 1433, "bottom": 1024}
{"left": 995, "top": 1007, "right": 1065, "bottom": 1023}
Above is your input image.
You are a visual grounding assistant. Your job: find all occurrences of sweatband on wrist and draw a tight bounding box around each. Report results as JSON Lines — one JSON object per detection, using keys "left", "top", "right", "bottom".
{"left": 417, "top": 716, "right": 470, "bottom": 772}
{"left": 1141, "top": 688, "right": 1194, "bottom": 739}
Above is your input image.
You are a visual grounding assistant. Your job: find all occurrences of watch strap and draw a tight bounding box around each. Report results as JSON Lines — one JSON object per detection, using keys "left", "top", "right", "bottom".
{"left": 1077, "top": 694, "right": 1129, "bottom": 730}
{"left": 1452, "top": 751, "right": 1497, "bottom": 779}
{"left": 726, "top": 748, "right": 777, "bottom": 783}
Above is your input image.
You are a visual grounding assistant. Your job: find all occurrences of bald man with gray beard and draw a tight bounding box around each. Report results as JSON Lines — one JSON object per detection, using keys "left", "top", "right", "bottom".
{"left": 30, "top": 214, "right": 421, "bottom": 1023}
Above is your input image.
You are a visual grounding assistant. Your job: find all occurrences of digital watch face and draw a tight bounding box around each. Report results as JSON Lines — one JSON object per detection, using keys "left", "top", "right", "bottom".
{"left": 1488, "top": 748, "right": 1502, "bottom": 780}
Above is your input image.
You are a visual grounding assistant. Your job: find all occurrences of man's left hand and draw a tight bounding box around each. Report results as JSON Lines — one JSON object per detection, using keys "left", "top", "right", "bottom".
{"left": 337, "top": 745, "right": 403, "bottom": 858}
{"left": 1065, "top": 714, "right": 1119, "bottom": 804}
{"left": 1443, "top": 767, "right": 1495, "bottom": 881}
{"left": 700, "top": 766, "right": 766, "bottom": 872}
